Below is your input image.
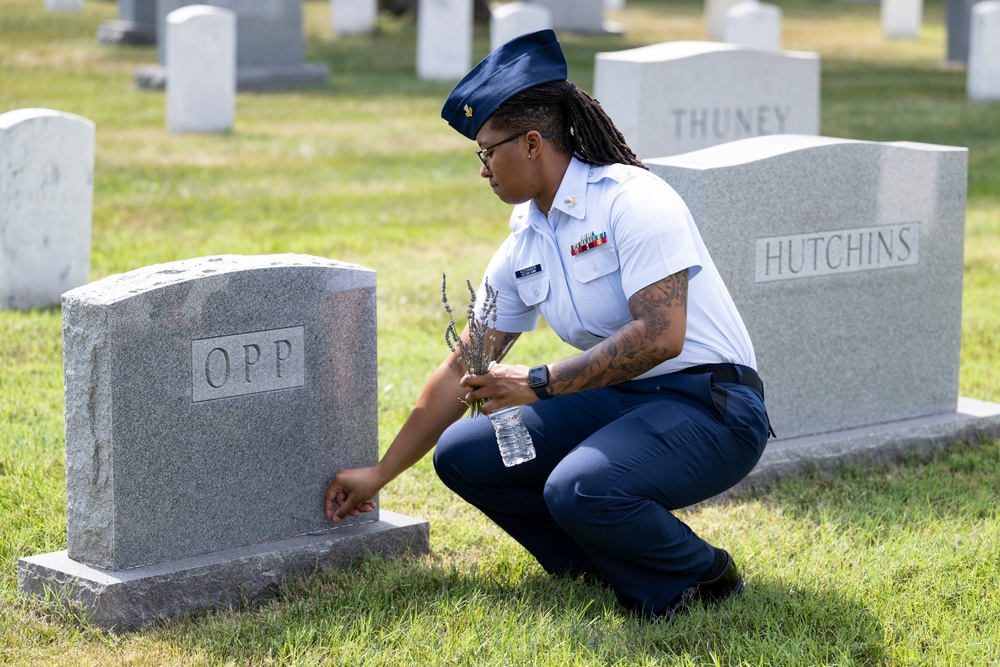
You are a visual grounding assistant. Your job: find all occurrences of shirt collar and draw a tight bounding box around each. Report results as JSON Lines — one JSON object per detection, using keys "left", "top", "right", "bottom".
{"left": 508, "top": 156, "right": 590, "bottom": 233}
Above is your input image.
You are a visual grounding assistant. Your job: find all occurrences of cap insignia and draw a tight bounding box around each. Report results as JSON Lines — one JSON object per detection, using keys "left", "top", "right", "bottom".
{"left": 464, "top": 104, "right": 473, "bottom": 118}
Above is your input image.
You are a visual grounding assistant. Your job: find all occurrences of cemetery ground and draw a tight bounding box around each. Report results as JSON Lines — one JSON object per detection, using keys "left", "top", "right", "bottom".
{"left": 1, "top": 0, "right": 998, "bottom": 664}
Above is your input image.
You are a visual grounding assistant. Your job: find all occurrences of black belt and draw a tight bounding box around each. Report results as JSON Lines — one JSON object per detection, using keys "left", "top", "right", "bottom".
{"left": 674, "top": 363, "right": 765, "bottom": 399}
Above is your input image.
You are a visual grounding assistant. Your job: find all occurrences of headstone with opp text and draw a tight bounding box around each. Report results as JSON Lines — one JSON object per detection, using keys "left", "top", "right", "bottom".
{"left": 18, "top": 254, "right": 429, "bottom": 631}
{"left": 594, "top": 41, "right": 820, "bottom": 159}
{"left": 0, "top": 108, "right": 94, "bottom": 311}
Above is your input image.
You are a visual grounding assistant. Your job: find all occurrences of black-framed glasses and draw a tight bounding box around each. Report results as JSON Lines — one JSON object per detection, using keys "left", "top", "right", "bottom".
{"left": 476, "top": 131, "right": 550, "bottom": 167}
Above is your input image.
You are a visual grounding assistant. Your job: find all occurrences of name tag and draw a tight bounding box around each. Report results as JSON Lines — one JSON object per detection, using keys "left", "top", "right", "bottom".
{"left": 515, "top": 264, "right": 542, "bottom": 279}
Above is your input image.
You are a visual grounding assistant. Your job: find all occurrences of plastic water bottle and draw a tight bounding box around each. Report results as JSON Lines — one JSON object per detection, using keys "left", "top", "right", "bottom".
{"left": 488, "top": 405, "right": 536, "bottom": 467}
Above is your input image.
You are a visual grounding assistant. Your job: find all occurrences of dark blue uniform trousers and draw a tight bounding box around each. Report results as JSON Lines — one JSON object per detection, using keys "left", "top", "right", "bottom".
{"left": 433, "top": 370, "right": 769, "bottom": 616}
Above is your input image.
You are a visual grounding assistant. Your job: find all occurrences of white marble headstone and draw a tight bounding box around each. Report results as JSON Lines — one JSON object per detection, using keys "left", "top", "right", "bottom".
{"left": 332, "top": 0, "right": 377, "bottom": 35}
{"left": 723, "top": 1, "right": 782, "bottom": 51}
{"left": 166, "top": 5, "right": 236, "bottom": 134}
{"left": 526, "top": 0, "right": 607, "bottom": 33}
{"left": 882, "top": 0, "right": 923, "bottom": 38}
{"left": 594, "top": 41, "right": 820, "bottom": 159}
{"left": 490, "top": 2, "right": 553, "bottom": 52}
{"left": 968, "top": 0, "right": 1000, "bottom": 100}
{"left": 706, "top": 0, "right": 747, "bottom": 39}
{"left": 417, "top": 0, "right": 473, "bottom": 80}
{"left": 46, "top": 0, "right": 83, "bottom": 11}
{"left": 0, "top": 109, "right": 94, "bottom": 311}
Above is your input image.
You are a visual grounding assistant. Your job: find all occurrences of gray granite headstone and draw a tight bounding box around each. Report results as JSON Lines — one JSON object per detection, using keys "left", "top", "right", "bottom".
{"left": 646, "top": 136, "right": 1000, "bottom": 487}
{"left": 947, "top": 0, "right": 987, "bottom": 63}
{"left": 135, "top": 0, "right": 329, "bottom": 91}
{"left": 98, "top": 0, "right": 157, "bottom": 45}
{"left": 0, "top": 108, "right": 94, "bottom": 311}
{"left": 18, "top": 254, "right": 429, "bottom": 630}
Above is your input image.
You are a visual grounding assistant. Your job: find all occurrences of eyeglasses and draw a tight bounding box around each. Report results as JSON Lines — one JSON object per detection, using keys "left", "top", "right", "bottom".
{"left": 476, "top": 131, "right": 550, "bottom": 167}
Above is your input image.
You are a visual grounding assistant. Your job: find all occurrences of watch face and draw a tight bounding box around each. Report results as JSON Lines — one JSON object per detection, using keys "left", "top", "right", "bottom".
{"left": 529, "top": 365, "right": 548, "bottom": 387}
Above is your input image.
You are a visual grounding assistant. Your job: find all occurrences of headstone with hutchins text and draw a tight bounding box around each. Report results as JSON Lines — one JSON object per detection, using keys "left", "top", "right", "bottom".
{"left": 166, "top": 5, "right": 235, "bottom": 134}
{"left": 417, "top": 0, "right": 473, "bottom": 80}
{"left": 18, "top": 254, "right": 429, "bottom": 631}
{"left": 0, "top": 109, "right": 94, "bottom": 311}
{"left": 332, "top": 0, "right": 377, "bottom": 35}
{"left": 491, "top": 3, "right": 553, "bottom": 53}
{"left": 135, "top": 0, "right": 329, "bottom": 91}
{"left": 968, "top": 1, "right": 1000, "bottom": 101}
{"left": 594, "top": 41, "right": 819, "bottom": 159}
{"left": 647, "top": 136, "right": 1000, "bottom": 487}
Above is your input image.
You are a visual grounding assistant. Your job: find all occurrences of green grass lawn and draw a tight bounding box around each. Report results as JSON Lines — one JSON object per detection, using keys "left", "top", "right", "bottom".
{"left": 1, "top": 0, "right": 999, "bottom": 664}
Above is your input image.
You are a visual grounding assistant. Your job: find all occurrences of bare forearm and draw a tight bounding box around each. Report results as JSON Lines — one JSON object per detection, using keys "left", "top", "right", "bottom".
{"left": 549, "top": 270, "right": 688, "bottom": 395}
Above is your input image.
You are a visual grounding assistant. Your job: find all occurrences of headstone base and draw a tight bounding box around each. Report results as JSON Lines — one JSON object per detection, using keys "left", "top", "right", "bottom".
{"left": 18, "top": 511, "right": 429, "bottom": 632}
{"left": 97, "top": 20, "right": 157, "bottom": 45}
{"left": 729, "top": 397, "right": 1000, "bottom": 494}
{"left": 134, "top": 63, "right": 330, "bottom": 91}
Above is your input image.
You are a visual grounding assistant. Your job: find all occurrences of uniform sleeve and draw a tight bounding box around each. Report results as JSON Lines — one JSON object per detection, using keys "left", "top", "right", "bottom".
{"left": 610, "top": 171, "right": 703, "bottom": 299}
{"left": 475, "top": 235, "right": 541, "bottom": 333}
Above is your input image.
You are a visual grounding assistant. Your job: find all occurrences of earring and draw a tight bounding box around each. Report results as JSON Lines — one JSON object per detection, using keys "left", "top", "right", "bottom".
{"left": 527, "top": 153, "right": 532, "bottom": 159}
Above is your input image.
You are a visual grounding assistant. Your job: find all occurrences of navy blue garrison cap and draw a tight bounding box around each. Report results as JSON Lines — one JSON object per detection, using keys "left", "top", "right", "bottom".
{"left": 441, "top": 29, "right": 568, "bottom": 140}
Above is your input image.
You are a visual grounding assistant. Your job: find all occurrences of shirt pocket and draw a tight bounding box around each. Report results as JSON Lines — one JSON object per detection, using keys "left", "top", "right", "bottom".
{"left": 515, "top": 272, "right": 549, "bottom": 306}
{"left": 572, "top": 244, "right": 620, "bottom": 283}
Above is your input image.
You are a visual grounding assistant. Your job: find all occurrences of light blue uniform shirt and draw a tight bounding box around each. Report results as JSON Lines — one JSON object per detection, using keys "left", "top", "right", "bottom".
{"left": 478, "top": 157, "right": 756, "bottom": 379}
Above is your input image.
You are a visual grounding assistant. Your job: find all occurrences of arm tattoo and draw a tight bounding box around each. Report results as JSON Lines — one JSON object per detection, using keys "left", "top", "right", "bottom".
{"left": 551, "top": 270, "right": 688, "bottom": 395}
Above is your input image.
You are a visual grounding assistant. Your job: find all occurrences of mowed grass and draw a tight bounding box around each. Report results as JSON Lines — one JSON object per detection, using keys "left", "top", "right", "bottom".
{"left": 1, "top": 0, "right": 999, "bottom": 665}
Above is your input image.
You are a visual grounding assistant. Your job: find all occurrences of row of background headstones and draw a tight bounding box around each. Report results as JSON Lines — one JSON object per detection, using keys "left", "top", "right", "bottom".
{"left": 45, "top": 0, "right": 998, "bottom": 66}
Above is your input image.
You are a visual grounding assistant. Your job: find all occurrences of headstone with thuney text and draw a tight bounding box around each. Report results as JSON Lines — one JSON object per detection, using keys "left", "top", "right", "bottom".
{"left": 647, "top": 135, "right": 1000, "bottom": 487}
{"left": 594, "top": 41, "right": 819, "bottom": 159}
{"left": 18, "top": 254, "right": 429, "bottom": 630}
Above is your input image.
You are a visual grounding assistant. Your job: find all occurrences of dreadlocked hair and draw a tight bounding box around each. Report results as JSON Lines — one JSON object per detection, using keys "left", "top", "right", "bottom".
{"left": 487, "top": 80, "right": 647, "bottom": 170}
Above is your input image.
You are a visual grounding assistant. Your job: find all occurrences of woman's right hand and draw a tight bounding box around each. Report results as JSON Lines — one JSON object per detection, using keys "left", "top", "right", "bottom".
{"left": 324, "top": 466, "right": 382, "bottom": 522}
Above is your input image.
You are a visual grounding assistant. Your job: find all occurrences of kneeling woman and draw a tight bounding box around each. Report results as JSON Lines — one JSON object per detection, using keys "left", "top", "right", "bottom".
{"left": 325, "top": 29, "right": 771, "bottom": 618}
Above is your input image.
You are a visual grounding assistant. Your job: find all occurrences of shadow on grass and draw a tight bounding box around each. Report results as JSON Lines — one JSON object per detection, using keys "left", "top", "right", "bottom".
{"left": 145, "top": 550, "right": 887, "bottom": 666}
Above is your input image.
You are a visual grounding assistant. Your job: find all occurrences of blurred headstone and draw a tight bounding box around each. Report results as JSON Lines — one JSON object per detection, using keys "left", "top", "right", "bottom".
{"left": 526, "top": 0, "right": 619, "bottom": 34}
{"left": 18, "top": 254, "right": 430, "bottom": 631}
{"left": 723, "top": 1, "right": 781, "bottom": 51}
{"left": 490, "top": 2, "right": 553, "bottom": 52}
{"left": 98, "top": 0, "right": 157, "bottom": 44}
{"left": 135, "top": 0, "right": 329, "bottom": 91}
{"left": 594, "top": 41, "right": 819, "bottom": 159}
{"left": 706, "top": 0, "right": 747, "bottom": 39}
{"left": 417, "top": 0, "right": 472, "bottom": 80}
{"left": 166, "top": 5, "right": 235, "bottom": 134}
{"left": 968, "top": 0, "right": 1000, "bottom": 100}
{"left": 646, "top": 136, "right": 1000, "bottom": 487}
{"left": 0, "top": 109, "right": 94, "bottom": 311}
{"left": 332, "top": 0, "right": 377, "bottom": 35}
{"left": 46, "top": 0, "right": 83, "bottom": 11}
{"left": 947, "top": 0, "right": 987, "bottom": 63}
{"left": 882, "top": 0, "right": 923, "bottom": 38}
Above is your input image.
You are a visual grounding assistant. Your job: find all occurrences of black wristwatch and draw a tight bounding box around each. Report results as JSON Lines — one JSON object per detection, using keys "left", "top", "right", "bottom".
{"left": 528, "top": 365, "right": 552, "bottom": 401}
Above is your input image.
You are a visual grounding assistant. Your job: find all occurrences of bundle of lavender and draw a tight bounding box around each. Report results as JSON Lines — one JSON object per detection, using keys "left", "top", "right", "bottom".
{"left": 442, "top": 274, "right": 514, "bottom": 417}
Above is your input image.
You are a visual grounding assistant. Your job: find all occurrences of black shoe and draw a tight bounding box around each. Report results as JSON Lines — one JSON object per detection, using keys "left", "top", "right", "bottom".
{"left": 660, "top": 549, "right": 744, "bottom": 618}
{"left": 692, "top": 548, "right": 744, "bottom": 603}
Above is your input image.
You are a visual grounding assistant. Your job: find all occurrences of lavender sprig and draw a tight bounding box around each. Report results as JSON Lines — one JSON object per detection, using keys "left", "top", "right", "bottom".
{"left": 442, "top": 274, "right": 514, "bottom": 417}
